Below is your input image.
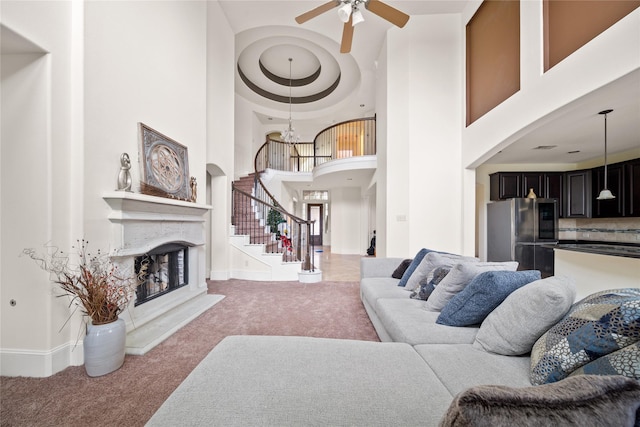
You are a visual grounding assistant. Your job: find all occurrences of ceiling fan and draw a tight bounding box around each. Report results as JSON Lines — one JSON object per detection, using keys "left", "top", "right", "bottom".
{"left": 295, "top": 0, "right": 410, "bottom": 54}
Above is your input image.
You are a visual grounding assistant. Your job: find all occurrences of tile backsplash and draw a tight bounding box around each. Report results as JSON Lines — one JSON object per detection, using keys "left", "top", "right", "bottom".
{"left": 559, "top": 217, "right": 640, "bottom": 244}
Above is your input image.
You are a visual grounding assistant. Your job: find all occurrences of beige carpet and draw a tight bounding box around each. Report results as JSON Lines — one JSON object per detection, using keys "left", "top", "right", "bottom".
{"left": 0, "top": 279, "right": 379, "bottom": 427}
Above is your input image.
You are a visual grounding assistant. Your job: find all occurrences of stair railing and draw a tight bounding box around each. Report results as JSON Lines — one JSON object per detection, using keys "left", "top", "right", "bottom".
{"left": 233, "top": 116, "right": 376, "bottom": 272}
{"left": 232, "top": 183, "right": 314, "bottom": 268}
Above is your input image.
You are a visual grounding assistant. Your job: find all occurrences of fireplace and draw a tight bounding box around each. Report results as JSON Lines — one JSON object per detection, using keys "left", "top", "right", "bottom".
{"left": 103, "top": 191, "right": 211, "bottom": 340}
{"left": 135, "top": 243, "right": 189, "bottom": 306}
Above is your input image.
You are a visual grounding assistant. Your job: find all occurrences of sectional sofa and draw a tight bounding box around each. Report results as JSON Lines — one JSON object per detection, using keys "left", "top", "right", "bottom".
{"left": 147, "top": 251, "right": 640, "bottom": 426}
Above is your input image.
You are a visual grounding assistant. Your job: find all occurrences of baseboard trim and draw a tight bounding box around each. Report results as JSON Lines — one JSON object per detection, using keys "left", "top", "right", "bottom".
{"left": 1, "top": 341, "right": 84, "bottom": 377}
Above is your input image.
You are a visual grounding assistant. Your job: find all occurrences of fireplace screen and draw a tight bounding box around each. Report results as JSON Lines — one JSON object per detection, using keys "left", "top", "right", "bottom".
{"left": 135, "top": 244, "right": 189, "bottom": 306}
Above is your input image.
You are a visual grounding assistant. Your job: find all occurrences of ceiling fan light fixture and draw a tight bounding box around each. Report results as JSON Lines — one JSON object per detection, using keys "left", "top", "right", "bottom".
{"left": 338, "top": 2, "right": 352, "bottom": 23}
{"left": 351, "top": 8, "right": 364, "bottom": 26}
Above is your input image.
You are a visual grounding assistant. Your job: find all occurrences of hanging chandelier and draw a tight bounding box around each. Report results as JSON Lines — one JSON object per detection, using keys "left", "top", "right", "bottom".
{"left": 281, "top": 57, "right": 300, "bottom": 145}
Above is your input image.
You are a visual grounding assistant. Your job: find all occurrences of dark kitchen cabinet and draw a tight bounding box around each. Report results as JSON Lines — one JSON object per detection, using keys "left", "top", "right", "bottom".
{"left": 626, "top": 159, "right": 640, "bottom": 216}
{"left": 544, "top": 172, "right": 564, "bottom": 217}
{"left": 490, "top": 172, "right": 564, "bottom": 215}
{"left": 522, "top": 173, "right": 543, "bottom": 198}
{"left": 564, "top": 169, "right": 592, "bottom": 218}
{"left": 592, "top": 163, "right": 624, "bottom": 217}
{"left": 490, "top": 172, "right": 521, "bottom": 200}
{"left": 488, "top": 159, "right": 639, "bottom": 218}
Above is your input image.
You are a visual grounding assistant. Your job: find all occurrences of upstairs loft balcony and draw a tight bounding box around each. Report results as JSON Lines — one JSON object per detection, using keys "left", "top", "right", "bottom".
{"left": 256, "top": 117, "right": 376, "bottom": 176}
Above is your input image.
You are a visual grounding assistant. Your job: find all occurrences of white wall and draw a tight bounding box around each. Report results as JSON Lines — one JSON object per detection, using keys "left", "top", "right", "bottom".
{"left": 206, "top": 1, "right": 235, "bottom": 280}
{"left": 1, "top": 1, "right": 83, "bottom": 376}
{"left": 329, "top": 187, "right": 363, "bottom": 254}
{"left": 83, "top": 0, "right": 208, "bottom": 244}
{"left": 0, "top": 0, "right": 215, "bottom": 377}
{"left": 379, "top": 14, "right": 465, "bottom": 258}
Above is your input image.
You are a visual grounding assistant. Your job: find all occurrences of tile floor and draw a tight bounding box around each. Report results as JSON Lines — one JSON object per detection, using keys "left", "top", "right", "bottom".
{"left": 310, "top": 246, "right": 372, "bottom": 282}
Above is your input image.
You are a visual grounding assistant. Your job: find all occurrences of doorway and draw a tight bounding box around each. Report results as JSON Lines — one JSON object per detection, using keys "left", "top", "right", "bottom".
{"left": 307, "top": 204, "right": 323, "bottom": 246}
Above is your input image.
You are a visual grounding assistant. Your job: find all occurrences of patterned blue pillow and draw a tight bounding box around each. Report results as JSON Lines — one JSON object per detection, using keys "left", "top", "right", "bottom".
{"left": 530, "top": 288, "right": 640, "bottom": 385}
{"left": 397, "top": 248, "right": 435, "bottom": 287}
{"left": 436, "top": 270, "right": 541, "bottom": 326}
{"left": 568, "top": 342, "right": 639, "bottom": 379}
{"left": 410, "top": 267, "right": 450, "bottom": 300}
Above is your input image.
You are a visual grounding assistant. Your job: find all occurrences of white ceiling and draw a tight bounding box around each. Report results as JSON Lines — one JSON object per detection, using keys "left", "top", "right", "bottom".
{"left": 220, "top": 0, "right": 640, "bottom": 168}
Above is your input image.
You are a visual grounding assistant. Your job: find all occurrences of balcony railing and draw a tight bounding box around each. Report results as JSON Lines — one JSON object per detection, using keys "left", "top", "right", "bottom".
{"left": 256, "top": 117, "right": 376, "bottom": 173}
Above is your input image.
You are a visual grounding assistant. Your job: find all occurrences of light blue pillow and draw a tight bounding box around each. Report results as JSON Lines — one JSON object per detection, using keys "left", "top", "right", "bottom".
{"left": 397, "top": 248, "right": 434, "bottom": 287}
{"left": 436, "top": 270, "right": 541, "bottom": 326}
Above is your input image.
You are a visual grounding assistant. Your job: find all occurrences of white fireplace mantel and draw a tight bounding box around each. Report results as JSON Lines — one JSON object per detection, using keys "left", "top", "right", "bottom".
{"left": 102, "top": 191, "right": 218, "bottom": 355}
{"left": 103, "top": 191, "right": 212, "bottom": 257}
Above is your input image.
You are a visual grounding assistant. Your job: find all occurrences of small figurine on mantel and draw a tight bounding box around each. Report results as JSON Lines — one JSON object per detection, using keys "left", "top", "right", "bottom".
{"left": 116, "top": 152, "right": 132, "bottom": 192}
{"left": 190, "top": 176, "right": 197, "bottom": 202}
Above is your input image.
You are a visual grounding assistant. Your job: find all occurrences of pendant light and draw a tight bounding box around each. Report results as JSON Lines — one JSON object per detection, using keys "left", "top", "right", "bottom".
{"left": 280, "top": 58, "right": 299, "bottom": 145}
{"left": 596, "top": 109, "right": 615, "bottom": 200}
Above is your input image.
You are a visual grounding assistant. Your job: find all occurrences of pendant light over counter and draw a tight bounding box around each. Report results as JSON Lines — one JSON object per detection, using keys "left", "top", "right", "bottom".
{"left": 596, "top": 109, "right": 615, "bottom": 200}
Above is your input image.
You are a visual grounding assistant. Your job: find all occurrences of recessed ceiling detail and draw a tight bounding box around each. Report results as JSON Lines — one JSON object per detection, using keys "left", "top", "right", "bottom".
{"left": 238, "top": 64, "right": 340, "bottom": 104}
{"left": 236, "top": 38, "right": 348, "bottom": 109}
{"left": 259, "top": 60, "right": 321, "bottom": 87}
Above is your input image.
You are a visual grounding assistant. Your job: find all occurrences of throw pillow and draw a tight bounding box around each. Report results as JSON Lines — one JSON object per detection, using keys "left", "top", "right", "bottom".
{"left": 472, "top": 276, "right": 576, "bottom": 356}
{"left": 397, "top": 248, "right": 432, "bottom": 287}
{"left": 569, "top": 342, "right": 639, "bottom": 379}
{"left": 404, "top": 252, "right": 478, "bottom": 292}
{"left": 409, "top": 267, "right": 450, "bottom": 301}
{"left": 423, "top": 261, "right": 519, "bottom": 312}
{"left": 391, "top": 259, "right": 412, "bottom": 279}
{"left": 436, "top": 270, "right": 541, "bottom": 327}
{"left": 439, "top": 375, "right": 640, "bottom": 427}
{"left": 530, "top": 288, "right": 640, "bottom": 385}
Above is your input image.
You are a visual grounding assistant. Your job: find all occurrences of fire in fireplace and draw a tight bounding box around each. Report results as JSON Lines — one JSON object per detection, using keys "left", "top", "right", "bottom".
{"left": 135, "top": 243, "right": 189, "bottom": 306}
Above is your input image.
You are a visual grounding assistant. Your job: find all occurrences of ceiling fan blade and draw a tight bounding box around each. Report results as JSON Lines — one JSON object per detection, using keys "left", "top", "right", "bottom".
{"left": 295, "top": 1, "right": 338, "bottom": 24}
{"left": 340, "top": 18, "right": 354, "bottom": 53}
{"left": 365, "top": 0, "right": 410, "bottom": 28}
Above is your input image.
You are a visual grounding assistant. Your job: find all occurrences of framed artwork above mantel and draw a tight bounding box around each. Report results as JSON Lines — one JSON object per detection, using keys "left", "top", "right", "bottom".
{"left": 138, "top": 122, "right": 190, "bottom": 201}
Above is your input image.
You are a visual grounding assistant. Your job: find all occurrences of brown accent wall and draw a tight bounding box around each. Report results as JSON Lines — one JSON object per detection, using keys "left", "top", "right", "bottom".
{"left": 544, "top": 0, "right": 640, "bottom": 71}
{"left": 466, "top": 0, "right": 520, "bottom": 126}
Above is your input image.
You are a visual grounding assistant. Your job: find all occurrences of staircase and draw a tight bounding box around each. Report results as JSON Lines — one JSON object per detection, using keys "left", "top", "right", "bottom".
{"left": 232, "top": 174, "right": 273, "bottom": 245}
{"left": 230, "top": 173, "right": 301, "bottom": 281}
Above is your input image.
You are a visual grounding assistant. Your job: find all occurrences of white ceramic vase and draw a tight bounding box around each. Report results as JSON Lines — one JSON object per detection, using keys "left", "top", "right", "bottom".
{"left": 83, "top": 317, "right": 126, "bottom": 377}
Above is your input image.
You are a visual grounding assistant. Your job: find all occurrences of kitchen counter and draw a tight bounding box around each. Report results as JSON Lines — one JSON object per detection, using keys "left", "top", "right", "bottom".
{"left": 554, "top": 241, "right": 640, "bottom": 259}
{"left": 553, "top": 243, "right": 640, "bottom": 301}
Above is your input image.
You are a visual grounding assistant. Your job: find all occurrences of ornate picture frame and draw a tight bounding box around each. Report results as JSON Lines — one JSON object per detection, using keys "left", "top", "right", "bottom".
{"left": 138, "top": 123, "right": 190, "bottom": 200}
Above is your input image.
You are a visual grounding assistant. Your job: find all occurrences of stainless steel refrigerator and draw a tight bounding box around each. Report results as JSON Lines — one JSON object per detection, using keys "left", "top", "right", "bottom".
{"left": 487, "top": 198, "right": 559, "bottom": 278}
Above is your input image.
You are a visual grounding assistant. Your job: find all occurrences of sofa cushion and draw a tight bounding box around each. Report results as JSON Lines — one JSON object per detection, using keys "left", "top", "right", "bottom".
{"left": 360, "top": 277, "right": 408, "bottom": 313}
{"left": 530, "top": 288, "right": 640, "bottom": 385}
{"left": 569, "top": 342, "right": 640, "bottom": 379}
{"left": 397, "top": 248, "right": 433, "bottom": 287}
{"left": 413, "top": 344, "right": 532, "bottom": 396}
{"left": 410, "top": 266, "right": 450, "bottom": 301}
{"left": 440, "top": 374, "right": 640, "bottom": 427}
{"left": 424, "top": 261, "right": 519, "bottom": 312}
{"left": 375, "top": 298, "right": 479, "bottom": 345}
{"left": 405, "top": 252, "right": 478, "bottom": 292}
{"left": 147, "top": 336, "right": 456, "bottom": 427}
{"left": 473, "top": 276, "right": 576, "bottom": 356}
{"left": 391, "top": 259, "right": 412, "bottom": 279}
{"left": 436, "top": 270, "right": 541, "bottom": 326}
